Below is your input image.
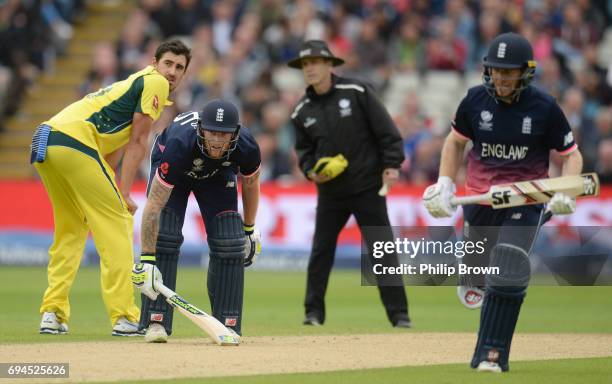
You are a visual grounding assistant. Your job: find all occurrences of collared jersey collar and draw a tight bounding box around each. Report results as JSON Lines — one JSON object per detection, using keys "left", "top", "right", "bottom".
{"left": 305, "top": 74, "right": 339, "bottom": 99}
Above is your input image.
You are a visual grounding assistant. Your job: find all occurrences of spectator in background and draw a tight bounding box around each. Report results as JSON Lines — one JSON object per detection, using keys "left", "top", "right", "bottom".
{"left": 389, "top": 15, "right": 425, "bottom": 73}
{"left": 323, "top": 19, "right": 353, "bottom": 64}
{"left": 262, "top": 16, "right": 302, "bottom": 65}
{"left": 79, "top": 42, "right": 118, "bottom": 97}
{"left": 594, "top": 107, "right": 612, "bottom": 141}
{"left": 116, "top": 10, "right": 156, "bottom": 79}
{"left": 328, "top": 2, "right": 361, "bottom": 43}
{"left": 139, "top": 0, "right": 171, "bottom": 36}
{"left": 212, "top": 0, "right": 237, "bottom": 56}
{"left": 559, "top": 2, "right": 600, "bottom": 49}
{"left": 473, "top": 11, "right": 501, "bottom": 69}
{"left": 479, "top": 0, "right": 514, "bottom": 32}
{"left": 229, "top": 13, "right": 269, "bottom": 92}
{"left": 411, "top": 135, "right": 444, "bottom": 185}
{"left": 256, "top": 131, "right": 293, "bottom": 182}
{"left": 40, "top": 0, "right": 73, "bottom": 52}
{"left": 354, "top": 16, "right": 389, "bottom": 89}
{"left": 260, "top": 101, "right": 293, "bottom": 150}
{"left": 520, "top": 22, "right": 553, "bottom": 63}
{"left": 575, "top": 67, "right": 607, "bottom": 120}
{"left": 588, "top": 107, "right": 612, "bottom": 172}
{"left": 426, "top": 17, "right": 467, "bottom": 72}
{"left": 166, "top": 0, "right": 211, "bottom": 37}
{"left": 444, "top": 0, "right": 476, "bottom": 68}
{"left": 582, "top": 43, "right": 612, "bottom": 106}
{"left": 5, "top": 0, "right": 612, "bottom": 187}
{"left": 534, "top": 57, "right": 569, "bottom": 100}
{"left": 561, "top": 87, "right": 586, "bottom": 132}
{"left": 256, "top": 0, "right": 285, "bottom": 31}
{"left": 597, "top": 139, "right": 612, "bottom": 184}
{"left": 395, "top": 92, "right": 433, "bottom": 181}
{"left": 365, "top": 0, "right": 400, "bottom": 42}
{"left": 566, "top": 105, "right": 609, "bottom": 178}
{"left": 0, "top": 0, "right": 84, "bottom": 124}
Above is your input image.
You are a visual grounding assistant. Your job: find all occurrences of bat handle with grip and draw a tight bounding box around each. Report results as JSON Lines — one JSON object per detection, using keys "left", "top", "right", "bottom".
{"left": 451, "top": 193, "right": 490, "bottom": 207}
{"left": 153, "top": 281, "right": 175, "bottom": 300}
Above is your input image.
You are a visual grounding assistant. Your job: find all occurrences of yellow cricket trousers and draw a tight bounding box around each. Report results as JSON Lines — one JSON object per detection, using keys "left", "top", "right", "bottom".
{"left": 34, "top": 130, "right": 140, "bottom": 326}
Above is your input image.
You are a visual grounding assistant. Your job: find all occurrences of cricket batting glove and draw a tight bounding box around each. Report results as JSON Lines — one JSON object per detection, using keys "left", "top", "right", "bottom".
{"left": 423, "top": 176, "right": 457, "bottom": 218}
{"left": 132, "top": 263, "right": 163, "bottom": 300}
{"left": 309, "top": 154, "right": 348, "bottom": 181}
{"left": 548, "top": 192, "right": 576, "bottom": 215}
{"left": 244, "top": 224, "right": 262, "bottom": 267}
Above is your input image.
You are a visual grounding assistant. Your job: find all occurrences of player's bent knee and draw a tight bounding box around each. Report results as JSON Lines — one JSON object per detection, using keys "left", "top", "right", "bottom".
{"left": 485, "top": 243, "right": 530, "bottom": 296}
{"left": 208, "top": 211, "right": 245, "bottom": 259}
{"left": 157, "top": 207, "right": 184, "bottom": 254}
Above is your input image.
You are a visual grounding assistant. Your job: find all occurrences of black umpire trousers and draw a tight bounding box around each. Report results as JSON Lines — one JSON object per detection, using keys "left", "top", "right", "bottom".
{"left": 304, "top": 187, "right": 409, "bottom": 324}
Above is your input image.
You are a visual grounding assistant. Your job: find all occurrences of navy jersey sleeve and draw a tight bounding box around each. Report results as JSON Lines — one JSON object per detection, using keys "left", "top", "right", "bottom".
{"left": 545, "top": 102, "right": 577, "bottom": 154}
{"left": 451, "top": 96, "right": 473, "bottom": 141}
{"left": 238, "top": 128, "right": 261, "bottom": 176}
{"left": 156, "top": 137, "right": 188, "bottom": 187}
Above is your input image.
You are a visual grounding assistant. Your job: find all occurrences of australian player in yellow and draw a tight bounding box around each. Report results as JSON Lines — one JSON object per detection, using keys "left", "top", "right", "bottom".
{"left": 32, "top": 40, "right": 191, "bottom": 336}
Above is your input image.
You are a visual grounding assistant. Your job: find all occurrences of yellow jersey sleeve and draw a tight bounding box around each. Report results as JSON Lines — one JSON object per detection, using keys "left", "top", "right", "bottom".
{"left": 138, "top": 74, "right": 171, "bottom": 121}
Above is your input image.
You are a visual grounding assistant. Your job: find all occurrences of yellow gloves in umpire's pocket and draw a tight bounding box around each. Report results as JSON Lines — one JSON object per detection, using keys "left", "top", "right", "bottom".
{"left": 310, "top": 154, "right": 349, "bottom": 181}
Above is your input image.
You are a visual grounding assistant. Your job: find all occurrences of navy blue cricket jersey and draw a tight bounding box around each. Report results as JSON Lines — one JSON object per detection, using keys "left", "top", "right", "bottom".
{"left": 152, "top": 111, "right": 261, "bottom": 188}
{"left": 452, "top": 85, "right": 577, "bottom": 194}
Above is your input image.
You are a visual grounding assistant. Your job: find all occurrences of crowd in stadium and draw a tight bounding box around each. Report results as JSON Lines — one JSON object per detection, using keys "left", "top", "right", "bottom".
{"left": 0, "top": 0, "right": 85, "bottom": 123}
{"left": 1, "top": 0, "right": 611, "bottom": 183}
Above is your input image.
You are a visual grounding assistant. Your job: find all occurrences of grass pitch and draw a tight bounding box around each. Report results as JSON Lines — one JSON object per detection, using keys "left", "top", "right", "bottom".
{"left": 1, "top": 266, "right": 611, "bottom": 383}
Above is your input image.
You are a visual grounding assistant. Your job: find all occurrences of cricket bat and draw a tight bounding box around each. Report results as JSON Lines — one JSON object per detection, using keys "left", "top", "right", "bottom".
{"left": 451, "top": 172, "right": 599, "bottom": 209}
{"left": 154, "top": 282, "right": 240, "bottom": 346}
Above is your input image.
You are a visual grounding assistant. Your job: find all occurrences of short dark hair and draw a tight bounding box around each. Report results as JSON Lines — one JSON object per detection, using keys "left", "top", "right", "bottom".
{"left": 155, "top": 40, "right": 192, "bottom": 68}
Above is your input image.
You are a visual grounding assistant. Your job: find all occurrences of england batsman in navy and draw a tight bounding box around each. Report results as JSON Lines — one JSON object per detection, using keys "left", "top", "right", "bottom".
{"left": 131, "top": 99, "right": 262, "bottom": 343}
{"left": 423, "top": 33, "right": 583, "bottom": 372}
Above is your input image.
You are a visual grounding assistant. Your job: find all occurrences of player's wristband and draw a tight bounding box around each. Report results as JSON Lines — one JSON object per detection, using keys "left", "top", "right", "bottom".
{"left": 244, "top": 224, "right": 255, "bottom": 235}
{"left": 140, "top": 253, "right": 156, "bottom": 265}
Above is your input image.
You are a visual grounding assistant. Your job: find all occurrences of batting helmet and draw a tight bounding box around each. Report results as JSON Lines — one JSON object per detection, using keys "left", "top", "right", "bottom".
{"left": 482, "top": 32, "right": 537, "bottom": 101}
{"left": 197, "top": 99, "right": 241, "bottom": 158}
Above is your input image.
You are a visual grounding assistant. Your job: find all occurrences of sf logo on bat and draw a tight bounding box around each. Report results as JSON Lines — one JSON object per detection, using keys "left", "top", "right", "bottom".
{"left": 492, "top": 190, "right": 512, "bottom": 205}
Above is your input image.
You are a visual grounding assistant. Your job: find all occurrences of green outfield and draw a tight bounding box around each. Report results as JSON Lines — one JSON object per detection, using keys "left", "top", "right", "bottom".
{"left": 125, "top": 358, "right": 612, "bottom": 384}
{"left": 1, "top": 266, "right": 611, "bottom": 383}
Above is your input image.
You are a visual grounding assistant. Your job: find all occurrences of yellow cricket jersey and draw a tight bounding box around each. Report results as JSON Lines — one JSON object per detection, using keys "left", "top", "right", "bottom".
{"left": 46, "top": 66, "right": 172, "bottom": 155}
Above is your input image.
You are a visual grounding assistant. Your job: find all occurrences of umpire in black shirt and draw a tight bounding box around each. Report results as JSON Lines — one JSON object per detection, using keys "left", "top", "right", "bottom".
{"left": 288, "top": 40, "right": 411, "bottom": 328}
